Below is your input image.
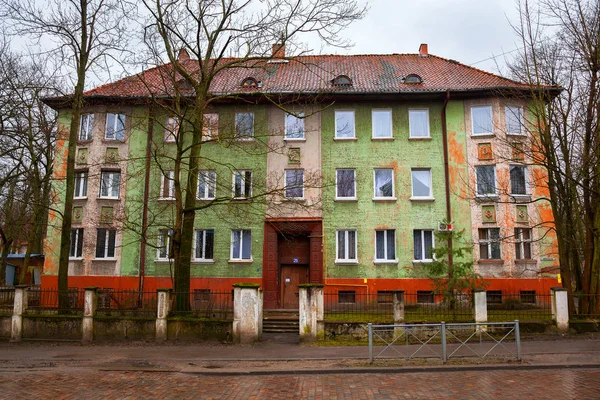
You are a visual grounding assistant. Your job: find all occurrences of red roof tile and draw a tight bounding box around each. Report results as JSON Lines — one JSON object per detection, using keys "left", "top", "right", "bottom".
{"left": 82, "top": 53, "right": 535, "bottom": 99}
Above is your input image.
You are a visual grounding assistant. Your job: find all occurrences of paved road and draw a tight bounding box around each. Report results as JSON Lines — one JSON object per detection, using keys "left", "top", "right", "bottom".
{"left": 1, "top": 367, "right": 599, "bottom": 399}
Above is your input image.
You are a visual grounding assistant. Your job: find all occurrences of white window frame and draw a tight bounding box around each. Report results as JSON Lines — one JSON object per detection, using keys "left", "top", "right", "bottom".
{"left": 164, "top": 116, "right": 179, "bottom": 143}
{"left": 335, "top": 169, "right": 356, "bottom": 200}
{"left": 194, "top": 229, "right": 215, "bottom": 262}
{"left": 99, "top": 171, "right": 121, "bottom": 199}
{"left": 371, "top": 109, "right": 393, "bottom": 139}
{"left": 235, "top": 112, "right": 254, "bottom": 140}
{"left": 514, "top": 228, "right": 532, "bottom": 260}
{"left": 69, "top": 228, "right": 84, "bottom": 259}
{"left": 510, "top": 165, "right": 528, "bottom": 195}
{"left": 334, "top": 110, "right": 355, "bottom": 139}
{"left": 408, "top": 109, "right": 430, "bottom": 138}
{"left": 373, "top": 168, "right": 395, "bottom": 200}
{"left": 284, "top": 112, "right": 305, "bottom": 140}
{"left": 336, "top": 229, "right": 358, "bottom": 264}
{"left": 505, "top": 106, "right": 524, "bottom": 136}
{"left": 410, "top": 168, "right": 433, "bottom": 200}
{"left": 160, "top": 170, "right": 175, "bottom": 200}
{"left": 156, "top": 229, "right": 173, "bottom": 261}
{"left": 413, "top": 229, "right": 435, "bottom": 262}
{"left": 203, "top": 113, "right": 219, "bottom": 141}
{"left": 104, "top": 113, "right": 126, "bottom": 140}
{"left": 479, "top": 228, "right": 501, "bottom": 260}
{"left": 232, "top": 170, "right": 252, "bottom": 199}
{"left": 471, "top": 106, "right": 494, "bottom": 136}
{"left": 284, "top": 169, "right": 304, "bottom": 199}
{"left": 230, "top": 229, "right": 252, "bottom": 261}
{"left": 374, "top": 229, "right": 397, "bottom": 263}
{"left": 475, "top": 165, "right": 497, "bottom": 197}
{"left": 79, "top": 113, "right": 94, "bottom": 141}
{"left": 74, "top": 171, "right": 88, "bottom": 199}
{"left": 95, "top": 228, "right": 117, "bottom": 259}
{"left": 197, "top": 170, "right": 216, "bottom": 200}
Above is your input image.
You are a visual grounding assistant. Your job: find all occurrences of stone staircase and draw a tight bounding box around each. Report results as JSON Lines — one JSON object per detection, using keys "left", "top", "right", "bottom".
{"left": 263, "top": 309, "right": 299, "bottom": 333}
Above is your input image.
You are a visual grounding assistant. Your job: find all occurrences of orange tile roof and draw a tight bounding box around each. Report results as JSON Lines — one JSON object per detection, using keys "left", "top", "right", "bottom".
{"left": 82, "top": 53, "right": 538, "bottom": 98}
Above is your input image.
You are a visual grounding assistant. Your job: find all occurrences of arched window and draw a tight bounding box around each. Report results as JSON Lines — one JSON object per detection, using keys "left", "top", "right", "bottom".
{"left": 403, "top": 74, "right": 423, "bottom": 84}
{"left": 331, "top": 75, "right": 353, "bottom": 86}
{"left": 241, "top": 77, "right": 259, "bottom": 88}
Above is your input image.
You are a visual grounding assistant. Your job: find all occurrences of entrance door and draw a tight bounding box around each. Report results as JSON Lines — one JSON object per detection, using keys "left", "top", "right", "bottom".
{"left": 280, "top": 265, "right": 308, "bottom": 309}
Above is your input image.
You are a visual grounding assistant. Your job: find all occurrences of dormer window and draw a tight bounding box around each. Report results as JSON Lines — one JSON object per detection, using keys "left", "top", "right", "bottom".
{"left": 403, "top": 74, "right": 423, "bottom": 84}
{"left": 331, "top": 75, "right": 353, "bottom": 86}
{"left": 241, "top": 77, "right": 259, "bottom": 88}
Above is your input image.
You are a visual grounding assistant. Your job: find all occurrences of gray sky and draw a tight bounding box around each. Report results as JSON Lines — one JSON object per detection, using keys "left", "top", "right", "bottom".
{"left": 311, "top": 0, "right": 522, "bottom": 75}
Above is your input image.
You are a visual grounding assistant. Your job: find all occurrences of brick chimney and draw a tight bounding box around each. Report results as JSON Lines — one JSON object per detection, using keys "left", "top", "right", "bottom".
{"left": 272, "top": 43, "right": 285, "bottom": 58}
{"left": 419, "top": 43, "right": 428, "bottom": 57}
{"left": 177, "top": 48, "right": 190, "bottom": 61}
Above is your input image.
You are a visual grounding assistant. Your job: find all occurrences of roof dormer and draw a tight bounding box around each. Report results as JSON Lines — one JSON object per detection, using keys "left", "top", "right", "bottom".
{"left": 403, "top": 74, "right": 423, "bottom": 84}
{"left": 241, "top": 77, "right": 259, "bottom": 88}
{"left": 331, "top": 74, "right": 353, "bottom": 86}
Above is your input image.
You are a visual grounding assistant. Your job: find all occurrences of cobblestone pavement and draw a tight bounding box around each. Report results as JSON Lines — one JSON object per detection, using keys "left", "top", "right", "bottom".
{"left": 1, "top": 367, "right": 599, "bottom": 399}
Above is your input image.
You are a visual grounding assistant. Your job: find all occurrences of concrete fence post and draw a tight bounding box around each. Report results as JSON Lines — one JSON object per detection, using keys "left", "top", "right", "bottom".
{"left": 299, "top": 284, "right": 324, "bottom": 342}
{"left": 473, "top": 290, "right": 488, "bottom": 323}
{"left": 82, "top": 287, "right": 98, "bottom": 343}
{"left": 232, "top": 283, "right": 262, "bottom": 344}
{"left": 10, "top": 285, "right": 28, "bottom": 342}
{"left": 393, "top": 290, "right": 405, "bottom": 337}
{"left": 551, "top": 287, "right": 569, "bottom": 332}
{"left": 156, "top": 289, "right": 171, "bottom": 341}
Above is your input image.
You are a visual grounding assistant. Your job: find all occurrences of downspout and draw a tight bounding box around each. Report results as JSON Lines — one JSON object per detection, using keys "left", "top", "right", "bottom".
{"left": 138, "top": 106, "right": 155, "bottom": 297}
{"left": 441, "top": 90, "right": 453, "bottom": 276}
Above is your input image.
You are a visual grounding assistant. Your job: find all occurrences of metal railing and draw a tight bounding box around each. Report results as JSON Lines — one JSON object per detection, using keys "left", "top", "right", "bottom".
{"left": 570, "top": 293, "right": 600, "bottom": 318}
{"left": 0, "top": 287, "right": 15, "bottom": 315}
{"left": 96, "top": 290, "right": 158, "bottom": 317}
{"left": 170, "top": 291, "right": 233, "bottom": 319}
{"left": 487, "top": 292, "right": 552, "bottom": 321}
{"left": 26, "top": 287, "right": 85, "bottom": 314}
{"left": 368, "top": 320, "right": 521, "bottom": 363}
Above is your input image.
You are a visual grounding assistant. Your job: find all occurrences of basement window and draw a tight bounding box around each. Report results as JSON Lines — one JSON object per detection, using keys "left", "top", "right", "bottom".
{"left": 486, "top": 290, "right": 503, "bottom": 304}
{"left": 520, "top": 290, "right": 536, "bottom": 304}
{"left": 338, "top": 290, "right": 356, "bottom": 304}
{"left": 417, "top": 290, "right": 434, "bottom": 304}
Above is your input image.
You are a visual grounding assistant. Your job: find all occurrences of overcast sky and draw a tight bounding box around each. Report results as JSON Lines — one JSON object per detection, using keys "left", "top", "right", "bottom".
{"left": 311, "top": 0, "right": 522, "bottom": 75}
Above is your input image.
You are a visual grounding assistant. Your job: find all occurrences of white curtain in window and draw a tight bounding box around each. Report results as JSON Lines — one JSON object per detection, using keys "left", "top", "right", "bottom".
{"left": 372, "top": 110, "right": 391, "bottom": 138}
{"left": 409, "top": 110, "right": 429, "bottom": 137}
{"left": 472, "top": 107, "right": 493, "bottom": 134}
{"left": 412, "top": 169, "right": 431, "bottom": 197}
{"left": 505, "top": 106, "right": 522, "bottom": 134}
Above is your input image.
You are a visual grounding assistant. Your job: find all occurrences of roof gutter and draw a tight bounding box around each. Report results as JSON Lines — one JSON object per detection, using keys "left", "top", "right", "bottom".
{"left": 441, "top": 89, "right": 453, "bottom": 275}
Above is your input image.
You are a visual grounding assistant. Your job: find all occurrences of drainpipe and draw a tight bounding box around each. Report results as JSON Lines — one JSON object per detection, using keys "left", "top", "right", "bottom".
{"left": 441, "top": 90, "right": 453, "bottom": 276}
{"left": 138, "top": 106, "right": 155, "bottom": 297}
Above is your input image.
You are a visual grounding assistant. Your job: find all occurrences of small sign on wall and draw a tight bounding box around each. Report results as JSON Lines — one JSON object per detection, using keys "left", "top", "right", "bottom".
{"left": 478, "top": 143, "right": 493, "bottom": 160}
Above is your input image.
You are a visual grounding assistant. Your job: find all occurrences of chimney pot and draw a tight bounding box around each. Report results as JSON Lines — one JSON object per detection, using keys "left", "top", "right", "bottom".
{"left": 272, "top": 43, "right": 285, "bottom": 58}
{"left": 419, "top": 43, "right": 428, "bottom": 57}
{"left": 178, "top": 48, "right": 190, "bottom": 61}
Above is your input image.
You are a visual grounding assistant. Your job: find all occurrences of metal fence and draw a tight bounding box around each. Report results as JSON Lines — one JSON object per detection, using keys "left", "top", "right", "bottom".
{"left": 0, "top": 287, "right": 15, "bottom": 315}
{"left": 404, "top": 292, "right": 473, "bottom": 322}
{"left": 570, "top": 293, "right": 600, "bottom": 319}
{"left": 26, "top": 287, "right": 85, "bottom": 314}
{"left": 487, "top": 292, "right": 552, "bottom": 321}
{"left": 170, "top": 290, "right": 233, "bottom": 319}
{"left": 368, "top": 321, "right": 521, "bottom": 363}
{"left": 96, "top": 289, "right": 158, "bottom": 317}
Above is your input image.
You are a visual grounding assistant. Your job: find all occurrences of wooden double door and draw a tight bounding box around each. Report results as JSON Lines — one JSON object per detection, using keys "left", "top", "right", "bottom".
{"left": 280, "top": 264, "right": 309, "bottom": 309}
{"left": 278, "top": 233, "right": 310, "bottom": 309}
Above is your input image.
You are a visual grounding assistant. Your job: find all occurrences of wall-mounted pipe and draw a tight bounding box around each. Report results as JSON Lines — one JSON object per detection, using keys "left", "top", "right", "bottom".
{"left": 138, "top": 107, "right": 155, "bottom": 296}
{"left": 441, "top": 90, "right": 454, "bottom": 275}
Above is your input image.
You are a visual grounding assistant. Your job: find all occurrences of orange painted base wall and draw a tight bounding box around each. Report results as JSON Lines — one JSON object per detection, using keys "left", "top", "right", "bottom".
{"left": 42, "top": 276, "right": 559, "bottom": 294}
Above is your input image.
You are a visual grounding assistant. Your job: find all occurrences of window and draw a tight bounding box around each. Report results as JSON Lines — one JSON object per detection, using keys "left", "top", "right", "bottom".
{"left": 479, "top": 228, "right": 501, "bottom": 259}
{"left": 372, "top": 110, "right": 392, "bottom": 138}
{"left": 331, "top": 75, "right": 352, "bottom": 86}
{"left": 375, "top": 230, "right": 396, "bottom": 262}
{"left": 194, "top": 229, "right": 214, "bottom": 261}
{"left": 377, "top": 291, "right": 394, "bottom": 304}
{"left": 235, "top": 112, "right": 254, "bottom": 139}
{"left": 476, "top": 165, "right": 496, "bottom": 196}
{"left": 336, "top": 169, "right": 356, "bottom": 199}
{"left": 471, "top": 106, "right": 493, "bottom": 135}
{"left": 285, "top": 113, "right": 305, "bottom": 139}
{"left": 197, "top": 170, "right": 216, "bottom": 200}
{"left": 338, "top": 290, "right": 356, "bottom": 303}
{"left": 194, "top": 289, "right": 211, "bottom": 303}
{"left": 105, "top": 113, "right": 126, "bottom": 140}
{"left": 409, "top": 109, "right": 430, "bottom": 138}
{"left": 520, "top": 290, "right": 536, "bottom": 304}
{"left": 79, "top": 113, "right": 94, "bottom": 141}
{"left": 374, "top": 169, "right": 394, "bottom": 198}
{"left": 203, "top": 113, "right": 219, "bottom": 141}
{"left": 160, "top": 171, "right": 175, "bottom": 199}
{"left": 515, "top": 228, "right": 532, "bottom": 260}
{"left": 505, "top": 106, "right": 524, "bottom": 135}
{"left": 417, "top": 290, "right": 434, "bottom": 304}
{"left": 231, "top": 229, "right": 251, "bottom": 260}
{"left": 510, "top": 165, "right": 527, "bottom": 195}
{"left": 100, "top": 171, "right": 120, "bottom": 198}
{"left": 74, "top": 172, "right": 88, "bottom": 198}
{"left": 335, "top": 111, "right": 355, "bottom": 139}
{"left": 403, "top": 74, "right": 423, "bottom": 84}
{"left": 411, "top": 168, "right": 432, "bottom": 199}
{"left": 241, "top": 77, "right": 258, "bottom": 88}
{"left": 69, "top": 228, "right": 84, "bottom": 258}
{"left": 157, "top": 229, "right": 173, "bottom": 261}
{"left": 336, "top": 229, "right": 357, "bottom": 262}
{"left": 233, "top": 170, "right": 252, "bottom": 199}
{"left": 284, "top": 170, "right": 304, "bottom": 199}
{"left": 164, "top": 116, "right": 179, "bottom": 143}
{"left": 487, "top": 290, "right": 503, "bottom": 304}
{"left": 95, "top": 228, "right": 116, "bottom": 259}
{"left": 413, "top": 230, "right": 434, "bottom": 261}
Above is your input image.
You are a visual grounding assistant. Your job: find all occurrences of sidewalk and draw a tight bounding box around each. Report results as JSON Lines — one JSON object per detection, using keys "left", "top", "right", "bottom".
{"left": 1, "top": 334, "right": 599, "bottom": 375}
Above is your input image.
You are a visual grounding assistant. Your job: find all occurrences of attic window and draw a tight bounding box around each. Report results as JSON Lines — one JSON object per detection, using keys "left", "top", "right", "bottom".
{"left": 176, "top": 78, "right": 193, "bottom": 91}
{"left": 241, "top": 77, "right": 259, "bottom": 88}
{"left": 331, "top": 75, "right": 353, "bottom": 86}
{"left": 403, "top": 74, "right": 423, "bottom": 84}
